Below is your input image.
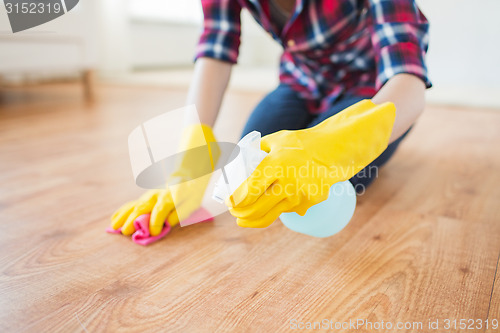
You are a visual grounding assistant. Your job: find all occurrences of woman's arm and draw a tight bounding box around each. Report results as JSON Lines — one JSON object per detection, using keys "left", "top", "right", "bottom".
{"left": 186, "top": 57, "right": 233, "bottom": 127}
{"left": 371, "top": 73, "right": 426, "bottom": 143}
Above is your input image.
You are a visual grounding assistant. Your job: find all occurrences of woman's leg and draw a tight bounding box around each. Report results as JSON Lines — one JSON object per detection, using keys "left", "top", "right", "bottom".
{"left": 241, "top": 84, "right": 313, "bottom": 138}
{"left": 306, "top": 96, "right": 411, "bottom": 193}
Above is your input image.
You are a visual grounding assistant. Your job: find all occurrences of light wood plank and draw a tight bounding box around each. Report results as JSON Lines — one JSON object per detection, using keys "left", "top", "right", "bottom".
{"left": 0, "top": 83, "right": 499, "bottom": 332}
{"left": 486, "top": 254, "right": 500, "bottom": 333}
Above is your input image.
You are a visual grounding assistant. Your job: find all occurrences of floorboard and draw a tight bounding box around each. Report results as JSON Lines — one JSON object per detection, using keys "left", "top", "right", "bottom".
{"left": 0, "top": 84, "right": 499, "bottom": 332}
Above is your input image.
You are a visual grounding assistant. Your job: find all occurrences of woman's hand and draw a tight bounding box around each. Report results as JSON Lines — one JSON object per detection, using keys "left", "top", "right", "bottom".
{"left": 111, "top": 189, "right": 175, "bottom": 236}
{"left": 227, "top": 100, "right": 396, "bottom": 228}
{"left": 111, "top": 124, "right": 219, "bottom": 236}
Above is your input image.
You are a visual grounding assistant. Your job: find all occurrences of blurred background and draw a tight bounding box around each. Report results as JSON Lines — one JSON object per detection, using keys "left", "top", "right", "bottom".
{"left": 1, "top": 0, "right": 499, "bottom": 108}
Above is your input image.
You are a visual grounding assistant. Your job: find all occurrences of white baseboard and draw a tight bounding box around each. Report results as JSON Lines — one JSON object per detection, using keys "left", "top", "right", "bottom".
{"left": 426, "top": 85, "right": 500, "bottom": 109}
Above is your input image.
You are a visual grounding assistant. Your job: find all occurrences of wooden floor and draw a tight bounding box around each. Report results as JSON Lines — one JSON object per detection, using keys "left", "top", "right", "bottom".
{"left": 0, "top": 83, "right": 499, "bottom": 333}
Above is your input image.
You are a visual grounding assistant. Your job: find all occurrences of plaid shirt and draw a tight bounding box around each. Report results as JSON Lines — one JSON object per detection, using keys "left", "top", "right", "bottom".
{"left": 195, "top": 0, "right": 431, "bottom": 114}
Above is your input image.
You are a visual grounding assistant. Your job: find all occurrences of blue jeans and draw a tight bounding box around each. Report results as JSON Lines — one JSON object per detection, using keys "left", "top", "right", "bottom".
{"left": 241, "top": 84, "right": 410, "bottom": 192}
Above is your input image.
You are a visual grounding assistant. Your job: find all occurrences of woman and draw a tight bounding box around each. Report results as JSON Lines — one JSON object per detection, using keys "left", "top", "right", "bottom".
{"left": 111, "top": 0, "right": 430, "bottom": 235}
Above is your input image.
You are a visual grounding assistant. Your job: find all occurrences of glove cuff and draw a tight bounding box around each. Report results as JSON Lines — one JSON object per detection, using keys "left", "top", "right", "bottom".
{"left": 305, "top": 100, "right": 396, "bottom": 179}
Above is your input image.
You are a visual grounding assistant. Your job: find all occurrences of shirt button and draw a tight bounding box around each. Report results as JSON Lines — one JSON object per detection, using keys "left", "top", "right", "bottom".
{"left": 287, "top": 39, "right": 295, "bottom": 47}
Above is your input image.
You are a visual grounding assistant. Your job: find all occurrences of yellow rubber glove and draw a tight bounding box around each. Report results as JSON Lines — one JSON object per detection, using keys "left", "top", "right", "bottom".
{"left": 111, "top": 189, "right": 174, "bottom": 236}
{"left": 227, "top": 100, "right": 396, "bottom": 228}
{"left": 111, "top": 124, "right": 218, "bottom": 236}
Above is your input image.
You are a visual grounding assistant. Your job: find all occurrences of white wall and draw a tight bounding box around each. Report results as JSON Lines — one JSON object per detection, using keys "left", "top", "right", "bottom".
{"left": 129, "top": 20, "right": 200, "bottom": 69}
{"left": 0, "top": 0, "right": 99, "bottom": 77}
{"left": 2, "top": 0, "right": 498, "bottom": 107}
{"left": 0, "top": 0, "right": 131, "bottom": 78}
{"left": 417, "top": 0, "right": 500, "bottom": 107}
{"left": 129, "top": 11, "right": 282, "bottom": 69}
{"left": 95, "top": 0, "right": 132, "bottom": 75}
{"left": 126, "top": 0, "right": 500, "bottom": 107}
